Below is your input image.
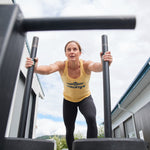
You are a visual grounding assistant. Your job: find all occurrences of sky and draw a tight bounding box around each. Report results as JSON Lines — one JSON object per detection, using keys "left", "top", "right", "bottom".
{"left": 14, "top": 0, "right": 150, "bottom": 137}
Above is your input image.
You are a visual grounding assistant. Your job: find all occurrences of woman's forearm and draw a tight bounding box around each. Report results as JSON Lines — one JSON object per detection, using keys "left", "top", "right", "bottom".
{"left": 34, "top": 65, "right": 51, "bottom": 75}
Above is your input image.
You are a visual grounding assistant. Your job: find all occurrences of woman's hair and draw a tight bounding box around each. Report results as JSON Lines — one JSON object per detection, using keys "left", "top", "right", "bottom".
{"left": 64, "top": 40, "right": 82, "bottom": 52}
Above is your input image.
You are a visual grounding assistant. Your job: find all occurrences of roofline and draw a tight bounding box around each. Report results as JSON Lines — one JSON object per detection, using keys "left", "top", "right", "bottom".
{"left": 111, "top": 57, "right": 150, "bottom": 115}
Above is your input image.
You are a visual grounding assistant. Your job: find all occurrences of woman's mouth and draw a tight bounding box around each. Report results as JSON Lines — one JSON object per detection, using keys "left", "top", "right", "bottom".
{"left": 70, "top": 56, "right": 75, "bottom": 58}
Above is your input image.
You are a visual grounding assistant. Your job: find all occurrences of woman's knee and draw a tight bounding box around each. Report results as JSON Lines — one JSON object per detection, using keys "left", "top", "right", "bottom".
{"left": 66, "top": 126, "right": 75, "bottom": 134}
{"left": 86, "top": 115, "right": 97, "bottom": 127}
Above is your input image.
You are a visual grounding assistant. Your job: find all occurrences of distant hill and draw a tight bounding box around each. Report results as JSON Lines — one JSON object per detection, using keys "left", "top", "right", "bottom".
{"left": 36, "top": 135, "right": 65, "bottom": 140}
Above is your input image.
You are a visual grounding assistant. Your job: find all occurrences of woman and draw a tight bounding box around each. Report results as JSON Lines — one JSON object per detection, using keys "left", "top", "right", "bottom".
{"left": 25, "top": 40, "right": 113, "bottom": 150}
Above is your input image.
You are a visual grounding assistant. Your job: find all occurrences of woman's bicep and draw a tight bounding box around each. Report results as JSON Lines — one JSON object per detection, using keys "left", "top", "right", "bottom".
{"left": 47, "top": 61, "right": 62, "bottom": 74}
{"left": 88, "top": 62, "right": 103, "bottom": 72}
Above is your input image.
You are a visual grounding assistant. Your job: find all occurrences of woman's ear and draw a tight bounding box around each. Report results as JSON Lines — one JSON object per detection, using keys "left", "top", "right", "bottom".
{"left": 79, "top": 51, "right": 82, "bottom": 56}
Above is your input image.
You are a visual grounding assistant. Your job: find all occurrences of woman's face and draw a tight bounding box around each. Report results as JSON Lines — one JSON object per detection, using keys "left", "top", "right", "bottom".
{"left": 65, "top": 42, "right": 81, "bottom": 61}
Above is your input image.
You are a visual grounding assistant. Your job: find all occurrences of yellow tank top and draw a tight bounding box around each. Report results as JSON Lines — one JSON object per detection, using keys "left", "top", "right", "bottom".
{"left": 61, "top": 59, "right": 91, "bottom": 102}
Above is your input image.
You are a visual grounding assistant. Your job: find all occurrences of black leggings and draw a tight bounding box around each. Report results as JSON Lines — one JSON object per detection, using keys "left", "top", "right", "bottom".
{"left": 63, "top": 95, "right": 97, "bottom": 150}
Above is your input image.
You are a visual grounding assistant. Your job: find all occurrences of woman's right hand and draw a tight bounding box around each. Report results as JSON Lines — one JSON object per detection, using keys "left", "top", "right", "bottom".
{"left": 25, "top": 57, "right": 38, "bottom": 70}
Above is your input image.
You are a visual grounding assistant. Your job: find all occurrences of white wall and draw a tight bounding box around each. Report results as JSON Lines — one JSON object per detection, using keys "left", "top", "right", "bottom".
{"left": 112, "top": 83, "right": 150, "bottom": 129}
{"left": 0, "top": 0, "right": 12, "bottom": 4}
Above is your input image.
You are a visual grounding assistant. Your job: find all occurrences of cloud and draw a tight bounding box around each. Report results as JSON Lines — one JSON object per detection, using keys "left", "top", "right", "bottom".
{"left": 37, "top": 73, "right": 64, "bottom": 118}
{"left": 35, "top": 118, "right": 65, "bottom": 137}
{"left": 35, "top": 118, "right": 88, "bottom": 138}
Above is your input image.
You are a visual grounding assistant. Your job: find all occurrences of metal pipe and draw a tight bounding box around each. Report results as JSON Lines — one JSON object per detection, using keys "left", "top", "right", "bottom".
{"left": 102, "top": 35, "right": 112, "bottom": 137}
{"left": 18, "top": 36, "right": 39, "bottom": 138}
{"left": 20, "top": 16, "right": 136, "bottom": 32}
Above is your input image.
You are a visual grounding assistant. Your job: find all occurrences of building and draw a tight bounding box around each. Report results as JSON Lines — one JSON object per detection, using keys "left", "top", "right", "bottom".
{"left": 5, "top": 43, "right": 44, "bottom": 138}
{"left": 112, "top": 58, "right": 150, "bottom": 144}
{"left": 0, "top": 0, "right": 44, "bottom": 138}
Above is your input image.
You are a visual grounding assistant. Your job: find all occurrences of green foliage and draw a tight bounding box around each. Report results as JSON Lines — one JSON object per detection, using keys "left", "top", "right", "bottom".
{"left": 49, "top": 135, "right": 67, "bottom": 150}
{"left": 36, "top": 132, "right": 84, "bottom": 150}
{"left": 36, "top": 127, "right": 104, "bottom": 150}
{"left": 74, "top": 131, "right": 84, "bottom": 140}
{"left": 98, "top": 124, "right": 104, "bottom": 138}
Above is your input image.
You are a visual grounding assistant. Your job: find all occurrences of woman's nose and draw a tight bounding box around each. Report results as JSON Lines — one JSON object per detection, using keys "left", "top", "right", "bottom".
{"left": 70, "top": 49, "right": 74, "bottom": 53}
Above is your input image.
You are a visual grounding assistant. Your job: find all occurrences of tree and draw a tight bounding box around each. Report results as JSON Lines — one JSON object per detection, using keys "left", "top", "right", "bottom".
{"left": 74, "top": 131, "right": 84, "bottom": 140}
{"left": 98, "top": 124, "right": 104, "bottom": 138}
{"left": 50, "top": 132, "right": 84, "bottom": 150}
{"left": 51, "top": 135, "right": 67, "bottom": 150}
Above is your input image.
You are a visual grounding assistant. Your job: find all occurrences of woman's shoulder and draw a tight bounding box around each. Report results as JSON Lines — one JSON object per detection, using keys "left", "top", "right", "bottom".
{"left": 82, "top": 60, "right": 93, "bottom": 66}
{"left": 82, "top": 60, "right": 93, "bottom": 75}
{"left": 55, "top": 61, "right": 65, "bottom": 69}
{"left": 55, "top": 61, "right": 65, "bottom": 75}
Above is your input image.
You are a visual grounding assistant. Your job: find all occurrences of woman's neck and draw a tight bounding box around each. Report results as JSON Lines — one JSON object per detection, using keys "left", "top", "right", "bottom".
{"left": 68, "top": 59, "right": 80, "bottom": 69}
